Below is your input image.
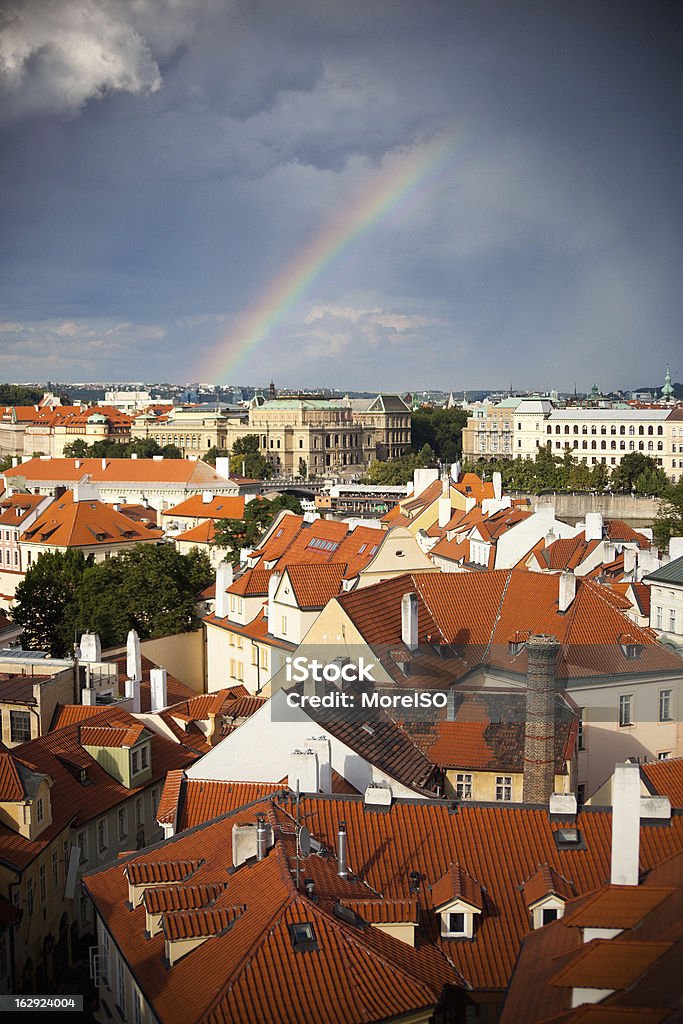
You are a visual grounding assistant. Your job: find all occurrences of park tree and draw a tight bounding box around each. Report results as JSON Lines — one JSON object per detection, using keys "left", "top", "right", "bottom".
{"left": 365, "top": 444, "right": 438, "bottom": 486}
{"left": 213, "top": 494, "right": 302, "bottom": 564}
{"left": 411, "top": 408, "right": 469, "bottom": 464}
{"left": 611, "top": 452, "right": 669, "bottom": 495}
{"left": 13, "top": 550, "right": 92, "bottom": 656}
{"left": 653, "top": 480, "right": 683, "bottom": 550}
{"left": 229, "top": 435, "right": 273, "bottom": 479}
{"left": 63, "top": 438, "right": 183, "bottom": 460}
{"left": 12, "top": 545, "right": 212, "bottom": 655}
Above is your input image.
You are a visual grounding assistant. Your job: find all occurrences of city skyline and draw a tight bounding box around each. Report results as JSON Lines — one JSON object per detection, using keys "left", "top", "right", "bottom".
{"left": 1, "top": 1, "right": 681, "bottom": 389}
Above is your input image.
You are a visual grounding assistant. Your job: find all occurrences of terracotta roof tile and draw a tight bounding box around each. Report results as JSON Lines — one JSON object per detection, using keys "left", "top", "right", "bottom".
{"left": 126, "top": 858, "right": 204, "bottom": 886}
{"left": 563, "top": 886, "right": 673, "bottom": 928}
{"left": 143, "top": 882, "right": 227, "bottom": 913}
{"left": 22, "top": 492, "right": 163, "bottom": 547}
{"left": 523, "top": 865, "right": 575, "bottom": 906}
{"left": 80, "top": 723, "right": 146, "bottom": 748}
{"left": 431, "top": 862, "right": 484, "bottom": 910}
{"left": 0, "top": 752, "right": 25, "bottom": 801}
{"left": 163, "top": 495, "right": 245, "bottom": 520}
{"left": 162, "top": 905, "right": 245, "bottom": 940}
{"left": 6, "top": 457, "right": 228, "bottom": 485}
{"left": 641, "top": 757, "right": 683, "bottom": 808}
{"left": 283, "top": 563, "right": 348, "bottom": 608}
{"left": 550, "top": 939, "right": 672, "bottom": 990}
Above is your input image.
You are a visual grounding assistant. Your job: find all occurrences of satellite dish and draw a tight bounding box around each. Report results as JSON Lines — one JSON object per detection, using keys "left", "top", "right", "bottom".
{"left": 298, "top": 826, "right": 311, "bottom": 858}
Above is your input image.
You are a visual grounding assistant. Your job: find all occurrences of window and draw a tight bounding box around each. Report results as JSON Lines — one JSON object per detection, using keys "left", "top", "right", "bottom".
{"left": 52, "top": 847, "right": 58, "bottom": 887}
{"left": 289, "top": 921, "right": 318, "bottom": 952}
{"left": 260, "top": 648, "right": 268, "bottom": 670}
{"left": 495, "top": 776, "right": 512, "bottom": 801}
{"left": 133, "top": 989, "right": 142, "bottom": 1024}
{"left": 77, "top": 829, "right": 89, "bottom": 862}
{"left": 36, "top": 797, "right": 44, "bottom": 823}
{"left": 619, "top": 694, "right": 633, "bottom": 727}
{"left": 26, "top": 877, "right": 34, "bottom": 914}
{"left": 140, "top": 745, "right": 149, "bottom": 770}
{"left": 669, "top": 609, "right": 676, "bottom": 633}
{"left": 577, "top": 709, "right": 585, "bottom": 750}
{"left": 542, "top": 907, "right": 558, "bottom": 925}
{"left": 39, "top": 864, "right": 46, "bottom": 904}
{"left": 97, "top": 818, "right": 107, "bottom": 853}
{"left": 132, "top": 750, "right": 139, "bottom": 774}
{"left": 658, "top": 751, "right": 672, "bottom": 760}
{"left": 659, "top": 689, "right": 673, "bottom": 722}
{"left": 118, "top": 807, "right": 127, "bottom": 839}
{"left": 10, "top": 710, "right": 31, "bottom": 744}
{"left": 117, "top": 955, "right": 126, "bottom": 1018}
{"left": 655, "top": 607, "right": 663, "bottom": 629}
{"left": 448, "top": 912, "right": 466, "bottom": 934}
{"left": 455, "top": 773, "right": 473, "bottom": 799}
{"left": 281, "top": 616, "right": 287, "bottom": 635}
{"left": 135, "top": 798, "right": 143, "bottom": 827}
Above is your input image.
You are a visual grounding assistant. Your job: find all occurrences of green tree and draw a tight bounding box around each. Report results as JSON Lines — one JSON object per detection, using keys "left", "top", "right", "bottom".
{"left": 411, "top": 408, "right": 469, "bottom": 463}
{"left": 204, "top": 446, "right": 229, "bottom": 467}
{"left": 0, "top": 384, "right": 45, "bottom": 406}
{"left": 12, "top": 550, "right": 92, "bottom": 656}
{"left": 63, "top": 438, "right": 183, "bottom": 460}
{"left": 364, "top": 444, "right": 437, "bottom": 486}
{"left": 611, "top": 452, "right": 669, "bottom": 495}
{"left": 653, "top": 480, "right": 683, "bottom": 550}
{"left": 72, "top": 545, "right": 213, "bottom": 648}
{"left": 213, "top": 495, "right": 302, "bottom": 564}
{"left": 229, "top": 435, "right": 273, "bottom": 479}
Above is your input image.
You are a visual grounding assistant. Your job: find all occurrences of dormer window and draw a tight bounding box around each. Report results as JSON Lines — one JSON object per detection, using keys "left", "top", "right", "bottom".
{"left": 432, "top": 863, "right": 483, "bottom": 942}
{"left": 289, "top": 921, "right": 318, "bottom": 952}
{"left": 447, "top": 912, "right": 466, "bottom": 936}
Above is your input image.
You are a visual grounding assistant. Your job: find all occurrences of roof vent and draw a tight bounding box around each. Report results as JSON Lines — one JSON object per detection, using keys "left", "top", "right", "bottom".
{"left": 337, "top": 821, "right": 348, "bottom": 879}
{"left": 364, "top": 781, "right": 392, "bottom": 807}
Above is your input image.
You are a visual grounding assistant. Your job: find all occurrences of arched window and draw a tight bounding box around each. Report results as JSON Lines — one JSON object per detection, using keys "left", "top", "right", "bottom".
{"left": 620, "top": 425, "right": 626, "bottom": 435}
{"left": 657, "top": 426, "right": 663, "bottom": 435}
{"left": 620, "top": 441, "right": 625, "bottom": 450}
{"left": 638, "top": 426, "right": 644, "bottom": 435}
{"left": 556, "top": 425, "right": 561, "bottom": 434}
{"left": 564, "top": 425, "right": 570, "bottom": 434}
{"left": 601, "top": 440, "right": 606, "bottom": 450}
{"left": 611, "top": 425, "right": 617, "bottom": 434}
{"left": 647, "top": 441, "right": 653, "bottom": 451}
{"left": 629, "top": 440, "right": 635, "bottom": 450}
{"left": 601, "top": 425, "right": 607, "bottom": 434}
{"left": 547, "top": 425, "right": 552, "bottom": 434}
{"left": 657, "top": 441, "right": 663, "bottom": 451}
{"left": 591, "top": 425, "right": 597, "bottom": 434}
{"left": 639, "top": 441, "right": 644, "bottom": 450}
{"left": 582, "top": 440, "right": 588, "bottom": 449}
{"left": 591, "top": 440, "right": 597, "bottom": 449}
{"left": 648, "top": 426, "right": 653, "bottom": 435}
{"left": 573, "top": 425, "right": 579, "bottom": 434}
{"left": 611, "top": 440, "right": 616, "bottom": 449}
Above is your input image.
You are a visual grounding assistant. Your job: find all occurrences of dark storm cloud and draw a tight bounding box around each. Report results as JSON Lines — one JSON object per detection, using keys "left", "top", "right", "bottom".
{"left": 0, "top": 0, "right": 680, "bottom": 389}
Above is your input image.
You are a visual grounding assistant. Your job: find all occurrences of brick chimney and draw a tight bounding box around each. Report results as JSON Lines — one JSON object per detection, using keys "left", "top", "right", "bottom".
{"left": 523, "top": 635, "right": 560, "bottom": 804}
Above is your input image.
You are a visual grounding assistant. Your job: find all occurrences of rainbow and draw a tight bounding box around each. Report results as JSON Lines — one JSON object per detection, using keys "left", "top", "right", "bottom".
{"left": 200, "top": 128, "right": 462, "bottom": 383}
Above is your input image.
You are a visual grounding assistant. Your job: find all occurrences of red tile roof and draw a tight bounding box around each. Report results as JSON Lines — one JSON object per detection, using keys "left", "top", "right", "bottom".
{"left": 0, "top": 705, "right": 197, "bottom": 871}
{"left": 283, "top": 563, "right": 348, "bottom": 608}
{"left": 0, "top": 493, "right": 50, "bottom": 526}
{"left": 0, "top": 752, "right": 25, "bottom": 801}
{"left": 549, "top": 939, "right": 672, "bottom": 990}
{"left": 641, "top": 757, "right": 683, "bottom": 808}
{"left": 523, "top": 864, "right": 575, "bottom": 906}
{"left": 22, "top": 492, "right": 163, "bottom": 547}
{"left": 174, "top": 520, "right": 215, "bottom": 545}
{"left": 431, "top": 862, "right": 484, "bottom": 910}
{"left": 80, "top": 723, "right": 146, "bottom": 749}
{"left": 5, "top": 457, "right": 228, "bottom": 485}
{"left": 335, "top": 570, "right": 681, "bottom": 683}
{"left": 562, "top": 886, "right": 672, "bottom": 929}
{"left": 163, "top": 495, "right": 246, "bottom": 520}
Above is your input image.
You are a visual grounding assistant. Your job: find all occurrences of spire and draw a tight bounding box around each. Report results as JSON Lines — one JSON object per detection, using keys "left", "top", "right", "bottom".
{"left": 662, "top": 366, "right": 674, "bottom": 400}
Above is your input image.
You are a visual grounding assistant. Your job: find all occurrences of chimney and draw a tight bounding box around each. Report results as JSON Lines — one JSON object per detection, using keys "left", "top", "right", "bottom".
{"left": 438, "top": 473, "right": 451, "bottom": 528}
{"left": 75, "top": 459, "right": 81, "bottom": 469}
{"left": 288, "top": 749, "right": 319, "bottom": 792}
{"left": 232, "top": 821, "right": 273, "bottom": 868}
{"left": 79, "top": 633, "right": 101, "bottom": 663}
{"left": 267, "top": 571, "right": 282, "bottom": 624}
{"left": 202, "top": 490, "right": 213, "bottom": 504}
{"left": 101, "top": 458, "right": 107, "bottom": 471}
{"left": 215, "top": 456, "right": 231, "bottom": 479}
{"left": 150, "top": 668, "right": 168, "bottom": 712}
{"left": 611, "top": 762, "right": 641, "bottom": 886}
{"left": 401, "top": 592, "right": 419, "bottom": 652}
{"left": 126, "top": 629, "right": 142, "bottom": 683}
{"left": 585, "top": 512, "right": 603, "bottom": 542}
{"left": 337, "top": 821, "right": 348, "bottom": 879}
{"left": 558, "top": 571, "right": 576, "bottom": 613}
{"left": 523, "top": 635, "right": 560, "bottom": 804}
{"left": 215, "top": 561, "right": 234, "bottom": 619}
{"left": 306, "top": 737, "right": 332, "bottom": 794}
{"left": 364, "top": 781, "right": 392, "bottom": 807}
{"left": 623, "top": 548, "right": 637, "bottom": 575}
{"left": 124, "top": 677, "right": 142, "bottom": 714}
{"left": 131, "top": 453, "right": 138, "bottom": 460}
{"left": 256, "top": 815, "right": 268, "bottom": 860}
{"left": 11, "top": 456, "right": 17, "bottom": 467}
{"left": 493, "top": 471, "right": 502, "bottom": 502}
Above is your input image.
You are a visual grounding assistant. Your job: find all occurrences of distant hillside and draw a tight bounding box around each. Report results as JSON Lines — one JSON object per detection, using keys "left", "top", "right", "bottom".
{"left": 635, "top": 381, "right": 682, "bottom": 399}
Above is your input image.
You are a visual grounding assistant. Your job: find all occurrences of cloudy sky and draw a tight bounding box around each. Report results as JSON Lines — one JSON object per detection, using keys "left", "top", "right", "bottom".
{"left": 0, "top": 0, "right": 680, "bottom": 391}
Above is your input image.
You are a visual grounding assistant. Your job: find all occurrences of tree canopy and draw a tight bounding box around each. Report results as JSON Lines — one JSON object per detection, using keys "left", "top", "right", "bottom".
{"left": 63, "top": 438, "right": 183, "bottom": 460}
{"left": 653, "top": 480, "right": 683, "bottom": 551}
{"left": 12, "top": 545, "right": 213, "bottom": 656}
{"left": 213, "top": 494, "right": 302, "bottom": 564}
{"left": 411, "top": 408, "right": 469, "bottom": 464}
{"left": 229, "top": 435, "right": 273, "bottom": 479}
{"left": 609, "top": 452, "right": 669, "bottom": 495}
{"left": 364, "top": 444, "right": 438, "bottom": 485}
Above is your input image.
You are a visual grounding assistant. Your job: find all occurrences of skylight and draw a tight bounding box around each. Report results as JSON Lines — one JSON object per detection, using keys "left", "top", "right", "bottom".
{"left": 307, "top": 537, "right": 340, "bottom": 552}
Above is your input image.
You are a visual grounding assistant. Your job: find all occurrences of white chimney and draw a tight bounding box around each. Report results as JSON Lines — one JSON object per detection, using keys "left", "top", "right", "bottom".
{"left": 306, "top": 736, "right": 332, "bottom": 794}
{"left": 215, "top": 561, "right": 234, "bottom": 619}
{"left": 11, "top": 457, "right": 17, "bottom": 467}
{"left": 603, "top": 541, "right": 617, "bottom": 563}
{"left": 267, "top": 571, "right": 282, "bottom": 623}
{"left": 215, "top": 456, "right": 231, "bottom": 479}
{"left": 124, "top": 677, "right": 142, "bottom": 714}
{"left": 126, "top": 629, "right": 142, "bottom": 683}
{"left": 364, "top": 781, "right": 392, "bottom": 807}
{"left": 131, "top": 453, "right": 138, "bottom": 460}
{"left": 401, "top": 592, "right": 419, "bottom": 651}
{"left": 150, "top": 668, "right": 168, "bottom": 712}
{"left": 288, "top": 749, "right": 319, "bottom": 792}
{"left": 450, "top": 461, "right": 461, "bottom": 483}
{"left": 101, "top": 458, "right": 107, "bottom": 471}
{"left": 81, "top": 688, "right": 97, "bottom": 706}
{"left": 558, "top": 571, "right": 576, "bottom": 612}
{"left": 585, "top": 512, "right": 603, "bottom": 542}
{"left": 202, "top": 490, "right": 213, "bottom": 504}
{"left": 493, "top": 471, "right": 502, "bottom": 502}
{"left": 79, "top": 633, "right": 101, "bottom": 663}
{"left": 623, "top": 548, "right": 637, "bottom": 575}
{"left": 438, "top": 473, "right": 451, "bottom": 528}
{"left": 610, "top": 762, "right": 641, "bottom": 886}
{"left": 668, "top": 536, "right": 683, "bottom": 560}
{"left": 232, "top": 821, "right": 273, "bottom": 868}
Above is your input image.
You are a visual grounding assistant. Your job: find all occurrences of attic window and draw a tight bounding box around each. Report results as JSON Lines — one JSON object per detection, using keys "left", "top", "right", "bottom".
{"left": 361, "top": 724, "right": 374, "bottom": 735}
{"left": 289, "top": 921, "right": 318, "bottom": 952}
{"left": 553, "top": 828, "right": 583, "bottom": 850}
